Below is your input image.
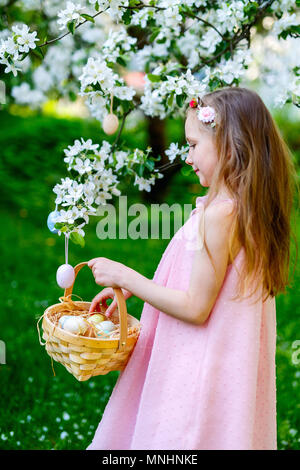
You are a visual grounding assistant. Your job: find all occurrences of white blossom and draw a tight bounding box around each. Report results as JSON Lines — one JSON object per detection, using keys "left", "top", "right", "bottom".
{"left": 88, "top": 0, "right": 129, "bottom": 23}
{"left": 62, "top": 182, "right": 84, "bottom": 205}
{"left": 33, "top": 66, "right": 54, "bottom": 92}
{"left": 210, "top": 47, "right": 252, "bottom": 84}
{"left": 55, "top": 207, "right": 82, "bottom": 224}
{"left": 95, "top": 190, "right": 113, "bottom": 205}
{"left": 101, "top": 27, "right": 137, "bottom": 62}
{"left": 140, "top": 65, "right": 208, "bottom": 119}
{"left": 271, "top": 0, "right": 297, "bottom": 14}
{"left": 165, "top": 142, "right": 189, "bottom": 163}
{"left": 113, "top": 85, "right": 136, "bottom": 100}
{"left": 2, "top": 60, "right": 22, "bottom": 77}
{"left": 165, "top": 142, "right": 180, "bottom": 163}
{"left": 57, "top": 2, "right": 85, "bottom": 31}
{"left": 200, "top": 28, "right": 222, "bottom": 55}
{"left": 79, "top": 56, "right": 118, "bottom": 90}
{"left": 115, "top": 150, "right": 128, "bottom": 170}
{"left": 12, "top": 24, "right": 39, "bottom": 53}
{"left": 273, "top": 12, "right": 299, "bottom": 36}
{"left": 4, "top": 37, "right": 20, "bottom": 59}
{"left": 73, "top": 157, "right": 93, "bottom": 175}
{"left": 131, "top": 9, "right": 150, "bottom": 29}
{"left": 11, "top": 82, "right": 45, "bottom": 106}
{"left": 134, "top": 175, "right": 155, "bottom": 192}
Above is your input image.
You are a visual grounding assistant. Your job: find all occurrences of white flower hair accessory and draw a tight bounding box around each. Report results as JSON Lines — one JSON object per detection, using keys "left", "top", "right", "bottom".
{"left": 189, "top": 98, "right": 216, "bottom": 128}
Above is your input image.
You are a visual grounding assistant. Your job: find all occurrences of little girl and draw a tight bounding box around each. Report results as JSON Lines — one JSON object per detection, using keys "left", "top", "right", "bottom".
{"left": 86, "top": 87, "right": 297, "bottom": 451}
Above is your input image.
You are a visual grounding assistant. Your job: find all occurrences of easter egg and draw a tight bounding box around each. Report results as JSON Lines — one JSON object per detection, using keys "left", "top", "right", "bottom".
{"left": 47, "top": 210, "right": 60, "bottom": 234}
{"left": 58, "top": 315, "right": 73, "bottom": 329}
{"left": 59, "top": 315, "right": 87, "bottom": 335}
{"left": 102, "top": 113, "right": 119, "bottom": 135}
{"left": 88, "top": 314, "right": 105, "bottom": 326}
{"left": 96, "top": 320, "right": 116, "bottom": 334}
{"left": 56, "top": 264, "right": 75, "bottom": 289}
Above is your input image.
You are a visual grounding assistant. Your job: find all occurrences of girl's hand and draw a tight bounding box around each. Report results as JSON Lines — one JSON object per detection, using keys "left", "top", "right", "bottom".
{"left": 88, "top": 287, "right": 133, "bottom": 318}
{"left": 88, "top": 257, "right": 129, "bottom": 288}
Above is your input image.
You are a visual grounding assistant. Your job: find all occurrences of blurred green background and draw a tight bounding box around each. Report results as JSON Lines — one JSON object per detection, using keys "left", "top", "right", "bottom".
{"left": 0, "top": 105, "right": 299, "bottom": 450}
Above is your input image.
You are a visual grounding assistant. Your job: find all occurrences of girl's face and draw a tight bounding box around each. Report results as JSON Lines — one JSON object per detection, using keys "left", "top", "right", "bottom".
{"left": 184, "top": 111, "right": 218, "bottom": 187}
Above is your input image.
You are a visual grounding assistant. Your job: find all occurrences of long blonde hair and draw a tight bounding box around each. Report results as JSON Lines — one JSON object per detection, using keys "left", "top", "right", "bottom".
{"left": 186, "top": 86, "right": 299, "bottom": 303}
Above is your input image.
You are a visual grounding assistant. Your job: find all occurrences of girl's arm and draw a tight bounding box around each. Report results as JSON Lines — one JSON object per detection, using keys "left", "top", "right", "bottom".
{"left": 88, "top": 201, "right": 235, "bottom": 325}
{"left": 120, "top": 268, "right": 197, "bottom": 324}
{"left": 120, "top": 201, "right": 235, "bottom": 325}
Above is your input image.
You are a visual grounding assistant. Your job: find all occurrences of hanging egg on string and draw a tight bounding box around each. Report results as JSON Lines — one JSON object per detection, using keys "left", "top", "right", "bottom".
{"left": 103, "top": 113, "right": 119, "bottom": 135}
{"left": 56, "top": 232, "right": 75, "bottom": 289}
{"left": 47, "top": 210, "right": 60, "bottom": 234}
{"left": 102, "top": 91, "right": 119, "bottom": 135}
{"left": 56, "top": 263, "right": 75, "bottom": 289}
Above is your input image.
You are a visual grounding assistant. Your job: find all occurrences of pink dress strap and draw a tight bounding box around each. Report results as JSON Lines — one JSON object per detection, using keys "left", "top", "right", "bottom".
{"left": 192, "top": 196, "right": 236, "bottom": 251}
{"left": 195, "top": 195, "right": 236, "bottom": 208}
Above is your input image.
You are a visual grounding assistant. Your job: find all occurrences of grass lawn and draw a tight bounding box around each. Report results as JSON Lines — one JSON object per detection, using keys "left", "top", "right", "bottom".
{"left": 0, "top": 109, "right": 299, "bottom": 450}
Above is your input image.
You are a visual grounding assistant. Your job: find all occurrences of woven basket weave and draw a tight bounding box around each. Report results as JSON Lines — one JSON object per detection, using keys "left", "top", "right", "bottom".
{"left": 40, "top": 261, "right": 141, "bottom": 381}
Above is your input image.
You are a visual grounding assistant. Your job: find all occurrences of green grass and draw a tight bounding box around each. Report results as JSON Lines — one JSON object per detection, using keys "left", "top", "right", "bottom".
{"left": 0, "top": 109, "right": 299, "bottom": 450}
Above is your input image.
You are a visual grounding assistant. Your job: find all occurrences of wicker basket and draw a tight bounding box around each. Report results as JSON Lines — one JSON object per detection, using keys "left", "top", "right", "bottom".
{"left": 40, "top": 261, "right": 142, "bottom": 381}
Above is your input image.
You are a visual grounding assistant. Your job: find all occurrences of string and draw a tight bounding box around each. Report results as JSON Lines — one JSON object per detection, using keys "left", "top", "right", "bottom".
{"left": 65, "top": 233, "right": 69, "bottom": 265}
{"left": 36, "top": 294, "right": 85, "bottom": 377}
{"left": 110, "top": 92, "right": 113, "bottom": 114}
{"left": 59, "top": 293, "right": 84, "bottom": 303}
{"left": 36, "top": 310, "right": 56, "bottom": 377}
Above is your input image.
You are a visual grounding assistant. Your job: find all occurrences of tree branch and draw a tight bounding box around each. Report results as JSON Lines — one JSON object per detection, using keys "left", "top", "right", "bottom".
{"left": 111, "top": 109, "right": 132, "bottom": 152}
{"left": 38, "top": 9, "right": 108, "bottom": 48}
{"left": 184, "top": 12, "right": 227, "bottom": 41}
{"left": 194, "top": 0, "right": 276, "bottom": 72}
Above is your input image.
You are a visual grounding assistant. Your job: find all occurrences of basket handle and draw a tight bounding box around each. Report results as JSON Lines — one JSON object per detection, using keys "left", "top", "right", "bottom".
{"left": 64, "top": 262, "right": 128, "bottom": 352}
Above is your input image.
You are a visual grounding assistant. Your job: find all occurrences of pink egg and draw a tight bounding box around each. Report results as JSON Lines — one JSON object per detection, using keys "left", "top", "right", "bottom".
{"left": 56, "top": 264, "right": 75, "bottom": 289}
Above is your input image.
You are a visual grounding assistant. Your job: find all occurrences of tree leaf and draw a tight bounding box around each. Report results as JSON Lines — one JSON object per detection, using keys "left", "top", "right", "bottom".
{"left": 137, "top": 163, "right": 144, "bottom": 177}
{"left": 116, "top": 55, "right": 127, "bottom": 67}
{"left": 19, "top": 52, "right": 30, "bottom": 61}
{"left": 147, "top": 73, "right": 161, "bottom": 82}
{"left": 81, "top": 14, "right": 95, "bottom": 23}
{"left": 149, "top": 29, "right": 160, "bottom": 43}
{"left": 180, "top": 4, "right": 194, "bottom": 16}
{"left": 70, "top": 232, "right": 85, "bottom": 247}
{"left": 167, "top": 92, "right": 175, "bottom": 107}
{"left": 67, "top": 20, "right": 76, "bottom": 35}
{"left": 69, "top": 90, "right": 77, "bottom": 101}
{"left": 122, "top": 8, "right": 132, "bottom": 25}
{"left": 145, "top": 160, "right": 155, "bottom": 171}
{"left": 156, "top": 37, "right": 166, "bottom": 44}
{"left": 175, "top": 94, "right": 185, "bottom": 107}
{"left": 32, "top": 46, "right": 44, "bottom": 59}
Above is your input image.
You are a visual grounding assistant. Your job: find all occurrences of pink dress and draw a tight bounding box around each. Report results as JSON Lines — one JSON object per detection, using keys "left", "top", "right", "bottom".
{"left": 87, "top": 195, "right": 277, "bottom": 450}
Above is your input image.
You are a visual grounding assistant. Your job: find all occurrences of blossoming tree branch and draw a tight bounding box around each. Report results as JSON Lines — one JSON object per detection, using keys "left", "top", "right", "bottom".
{"left": 0, "top": 0, "right": 299, "bottom": 246}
